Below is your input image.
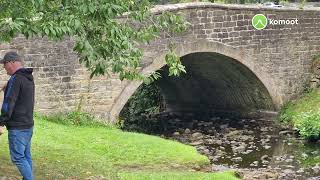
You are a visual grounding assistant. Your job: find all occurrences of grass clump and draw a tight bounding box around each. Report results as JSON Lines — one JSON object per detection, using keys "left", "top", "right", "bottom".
{"left": 295, "top": 111, "right": 320, "bottom": 139}
{"left": 37, "top": 111, "right": 114, "bottom": 128}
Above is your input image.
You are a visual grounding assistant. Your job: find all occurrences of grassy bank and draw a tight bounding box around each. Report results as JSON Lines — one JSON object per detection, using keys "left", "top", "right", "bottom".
{"left": 0, "top": 114, "right": 239, "bottom": 179}
{"left": 118, "top": 171, "right": 239, "bottom": 180}
{"left": 279, "top": 89, "right": 320, "bottom": 139}
{"left": 279, "top": 89, "right": 320, "bottom": 167}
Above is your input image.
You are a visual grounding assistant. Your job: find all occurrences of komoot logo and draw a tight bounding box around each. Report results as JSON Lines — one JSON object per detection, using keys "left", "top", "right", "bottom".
{"left": 252, "top": 14, "right": 299, "bottom": 30}
{"left": 252, "top": 14, "right": 268, "bottom": 30}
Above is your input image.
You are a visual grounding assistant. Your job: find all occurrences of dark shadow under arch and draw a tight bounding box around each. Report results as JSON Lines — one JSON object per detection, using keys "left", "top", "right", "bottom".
{"left": 154, "top": 52, "right": 274, "bottom": 116}
{"left": 109, "top": 39, "right": 279, "bottom": 122}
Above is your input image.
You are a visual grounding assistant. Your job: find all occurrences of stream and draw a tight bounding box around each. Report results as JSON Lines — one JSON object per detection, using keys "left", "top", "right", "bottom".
{"left": 125, "top": 111, "right": 320, "bottom": 180}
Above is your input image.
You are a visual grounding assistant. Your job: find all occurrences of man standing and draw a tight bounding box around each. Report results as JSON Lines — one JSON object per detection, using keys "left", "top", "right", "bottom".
{"left": 0, "top": 51, "right": 35, "bottom": 180}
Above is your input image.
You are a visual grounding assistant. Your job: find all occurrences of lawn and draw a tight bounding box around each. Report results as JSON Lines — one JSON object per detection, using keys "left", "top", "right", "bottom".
{"left": 0, "top": 114, "right": 239, "bottom": 179}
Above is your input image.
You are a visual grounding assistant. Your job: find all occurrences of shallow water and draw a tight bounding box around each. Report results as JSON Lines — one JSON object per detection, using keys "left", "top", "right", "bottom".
{"left": 123, "top": 112, "right": 320, "bottom": 179}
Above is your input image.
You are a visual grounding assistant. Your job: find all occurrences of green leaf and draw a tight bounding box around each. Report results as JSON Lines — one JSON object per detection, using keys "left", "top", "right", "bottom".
{"left": 49, "top": 26, "right": 56, "bottom": 37}
{"left": 74, "top": 19, "right": 81, "bottom": 29}
{"left": 44, "top": 28, "right": 49, "bottom": 35}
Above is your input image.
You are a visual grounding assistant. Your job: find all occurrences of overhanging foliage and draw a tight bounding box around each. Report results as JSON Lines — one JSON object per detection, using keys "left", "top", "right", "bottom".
{"left": 0, "top": 0, "right": 189, "bottom": 81}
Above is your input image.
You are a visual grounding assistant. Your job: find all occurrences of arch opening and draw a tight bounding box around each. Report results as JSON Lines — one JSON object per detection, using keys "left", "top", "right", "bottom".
{"left": 110, "top": 39, "right": 282, "bottom": 123}
{"left": 119, "top": 52, "right": 275, "bottom": 130}
{"left": 154, "top": 52, "right": 275, "bottom": 117}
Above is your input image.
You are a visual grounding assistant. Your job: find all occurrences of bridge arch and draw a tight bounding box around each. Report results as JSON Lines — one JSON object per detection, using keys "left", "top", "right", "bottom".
{"left": 109, "top": 39, "right": 279, "bottom": 122}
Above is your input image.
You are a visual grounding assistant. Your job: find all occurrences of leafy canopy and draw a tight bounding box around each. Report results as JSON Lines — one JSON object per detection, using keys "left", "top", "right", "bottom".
{"left": 0, "top": 0, "right": 188, "bottom": 81}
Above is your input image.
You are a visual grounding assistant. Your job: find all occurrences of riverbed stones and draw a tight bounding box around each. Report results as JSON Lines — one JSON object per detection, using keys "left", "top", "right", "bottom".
{"left": 246, "top": 130, "right": 254, "bottom": 134}
{"left": 173, "top": 132, "right": 180, "bottom": 136}
{"left": 191, "top": 132, "right": 203, "bottom": 139}
{"left": 285, "top": 158, "right": 293, "bottom": 163}
{"left": 302, "top": 153, "right": 308, "bottom": 159}
{"left": 243, "top": 149, "right": 253, "bottom": 154}
{"left": 265, "top": 172, "right": 278, "bottom": 179}
{"left": 219, "top": 124, "right": 229, "bottom": 129}
{"left": 231, "top": 157, "right": 243, "bottom": 162}
{"left": 297, "top": 168, "right": 305, "bottom": 173}
{"left": 280, "top": 169, "right": 297, "bottom": 179}
{"left": 311, "top": 151, "right": 319, "bottom": 155}
{"left": 232, "top": 144, "right": 246, "bottom": 154}
{"left": 134, "top": 113, "right": 320, "bottom": 179}
{"left": 211, "top": 139, "right": 221, "bottom": 145}
{"left": 279, "top": 130, "right": 292, "bottom": 136}
{"left": 260, "top": 127, "right": 269, "bottom": 132}
{"left": 262, "top": 160, "right": 269, "bottom": 165}
{"left": 211, "top": 165, "right": 231, "bottom": 171}
{"left": 190, "top": 140, "right": 203, "bottom": 146}
{"left": 241, "top": 169, "right": 279, "bottom": 180}
{"left": 226, "top": 130, "right": 241, "bottom": 137}
{"left": 184, "top": 128, "right": 191, "bottom": 134}
{"left": 263, "top": 145, "right": 272, "bottom": 149}
{"left": 250, "top": 161, "right": 259, "bottom": 167}
{"left": 312, "top": 164, "right": 320, "bottom": 174}
{"left": 261, "top": 155, "right": 269, "bottom": 161}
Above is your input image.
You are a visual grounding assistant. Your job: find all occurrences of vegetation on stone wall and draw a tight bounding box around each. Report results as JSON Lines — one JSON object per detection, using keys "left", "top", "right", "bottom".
{"left": 279, "top": 55, "right": 320, "bottom": 141}
{"left": 119, "top": 82, "right": 165, "bottom": 133}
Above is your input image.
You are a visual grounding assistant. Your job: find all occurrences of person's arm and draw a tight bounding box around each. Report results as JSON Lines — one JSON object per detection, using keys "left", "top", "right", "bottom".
{"left": 0, "top": 82, "right": 7, "bottom": 92}
{"left": 0, "top": 75, "right": 21, "bottom": 126}
{"left": 0, "top": 126, "right": 5, "bottom": 135}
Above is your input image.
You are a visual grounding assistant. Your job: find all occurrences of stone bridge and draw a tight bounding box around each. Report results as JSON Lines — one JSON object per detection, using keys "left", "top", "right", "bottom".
{"left": 0, "top": 3, "right": 319, "bottom": 122}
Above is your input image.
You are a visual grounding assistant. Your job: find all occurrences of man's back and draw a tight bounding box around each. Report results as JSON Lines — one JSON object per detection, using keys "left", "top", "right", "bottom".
{"left": 3, "top": 68, "right": 34, "bottom": 130}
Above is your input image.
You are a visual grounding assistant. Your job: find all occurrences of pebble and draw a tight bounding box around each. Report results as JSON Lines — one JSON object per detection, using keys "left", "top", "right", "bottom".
{"left": 184, "top": 128, "right": 191, "bottom": 134}
{"left": 261, "top": 155, "right": 269, "bottom": 161}
{"left": 263, "top": 145, "right": 272, "bottom": 149}
{"left": 191, "top": 132, "right": 203, "bottom": 139}
{"left": 231, "top": 157, "right": 243, "bottom": 162}
{"left": 173, "top": 132, "right": 180, "bottom": 136}
{"left": 312, "top": 165, "right": 320, "bottom": 174}
{"left": 250, "top": 161, "right": 259, "bottom": 167}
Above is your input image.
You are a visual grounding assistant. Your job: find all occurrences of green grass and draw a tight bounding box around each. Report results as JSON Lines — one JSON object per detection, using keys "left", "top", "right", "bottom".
{"left": 279, "top": 89, "right": 320, "bottom": 139}
{"left": 279, "top": 89, "right": 320, "bottom": 123}
{"left": 302, "top": 156, "right": 320, "bottom": 167}
{"left": 0, "top": 114, "right": 239, "bottom": 179}
{"left": 295, "top": 144, "right": 320, "bottom": 169}
{"left": 118, "top": 171, "right": 240, "bottom": 180}
{"left": 279, "top": 89, "right": 320, "bottom": 167}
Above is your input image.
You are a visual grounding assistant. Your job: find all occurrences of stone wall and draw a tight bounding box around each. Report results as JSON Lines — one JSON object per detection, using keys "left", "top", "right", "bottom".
{"left": 110, "top": 3, "right": 320, "bottom": 122}
{"left": 0, "top": 36, "right": 127, "bottom": 119}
